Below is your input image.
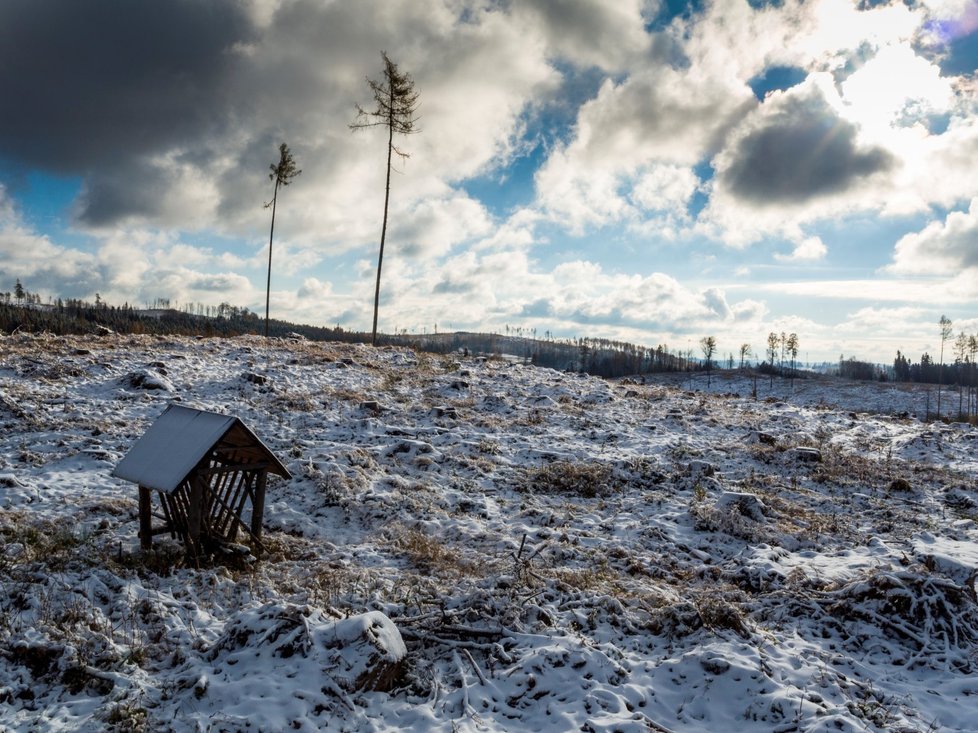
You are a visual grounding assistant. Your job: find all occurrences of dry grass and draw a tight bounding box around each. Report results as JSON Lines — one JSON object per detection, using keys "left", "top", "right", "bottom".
{"left": 695, "top": 595, "right": 751, "bottom": 638}
{"left": 392, "top": 527, "right": 479, "bottom": 577}
{"left": 0, "top": 515, "right": 91, "bottom": 572}
{"left": 526, "top": 460, "right": 617, "bottom": 499}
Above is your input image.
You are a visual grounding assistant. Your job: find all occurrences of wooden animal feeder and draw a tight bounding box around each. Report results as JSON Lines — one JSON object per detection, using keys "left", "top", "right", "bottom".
{"left": 112, "top": 404, "right": 290, "bottom": 555}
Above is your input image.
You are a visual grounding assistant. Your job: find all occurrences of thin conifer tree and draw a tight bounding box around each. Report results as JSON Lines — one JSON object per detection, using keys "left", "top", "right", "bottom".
{"left": 787, "top": 332, "right": 799, "bottom": 389}
{"left": 739, "top": 343, "right": 751, "bottom": 370}
{"left": 700, "top": 336, "right": 716, "bottom": 387}
{"left": 350, "top": 52, "right": 420, "bottom": 346}
{"left": 937, "top": 315, "right": 952, "bottom": 418}
{"left": 767, "top": 332, "right": 779, "bottom": 388}
{"left": 264, "top": 142, "right": 301, "bottom": 338}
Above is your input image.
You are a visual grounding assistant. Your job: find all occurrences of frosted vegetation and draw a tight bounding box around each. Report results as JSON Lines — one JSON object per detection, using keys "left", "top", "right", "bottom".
{"left": 1, "top": 333, "right": 977, "bottom": 732}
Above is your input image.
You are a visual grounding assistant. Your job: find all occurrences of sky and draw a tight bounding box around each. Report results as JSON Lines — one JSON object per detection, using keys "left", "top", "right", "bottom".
{"left": 1, "top": 0, "right": 977, "bottom": 364}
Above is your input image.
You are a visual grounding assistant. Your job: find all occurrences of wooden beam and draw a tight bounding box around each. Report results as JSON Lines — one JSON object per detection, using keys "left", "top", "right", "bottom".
{"left": 138, "top": 486, "right": 152, "bottom": 550}
{"left": 197, "top": 463, "right": 272, "bottom": 475}
{"left": 188, "top": 475, "right": 204, "bottom": 555}
{"left": 251, "top": 470, "right": 268, "bottom": 551}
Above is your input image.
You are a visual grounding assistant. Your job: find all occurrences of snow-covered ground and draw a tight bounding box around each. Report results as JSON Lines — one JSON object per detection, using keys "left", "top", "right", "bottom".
{"left": 1, "top": 333, "right": 976, "bottom": 732}
{"left": 645, "top": 369, "right": 954, "bottom": 420}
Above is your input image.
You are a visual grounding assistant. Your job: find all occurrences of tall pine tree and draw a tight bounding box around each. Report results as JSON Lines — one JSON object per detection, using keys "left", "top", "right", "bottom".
{"left": 351, "top": 52, "right": 420, "bottom": 346}
{"left": 264, "top": 143, "right": 301, "bottom": 338}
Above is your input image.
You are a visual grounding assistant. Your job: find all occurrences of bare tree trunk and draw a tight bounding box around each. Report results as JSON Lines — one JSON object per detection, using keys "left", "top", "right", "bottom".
{"left": 264, "top": 179, "right": 280, "bottom": 339}
{"left": 372, "top": 94, "right": 395, "bottom": 347}
{"left": 968, "top": 357, "right": 978, "bottom": 417}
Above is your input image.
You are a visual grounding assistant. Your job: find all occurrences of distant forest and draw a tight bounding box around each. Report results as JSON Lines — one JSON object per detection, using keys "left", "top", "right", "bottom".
{"left": 0, "top": 285, "right": 973, "bottom": 392}
{"left": 0, "top": 293, "right": 691, "bottom": 377}
{"left": 839, "top": 351, "right": 978, "bottom": 388}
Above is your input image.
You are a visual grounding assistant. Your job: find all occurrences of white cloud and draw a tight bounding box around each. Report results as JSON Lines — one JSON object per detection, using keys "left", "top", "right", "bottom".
{"left": 631, "top": 165, "right": 698, "bottom": 211}
{"left": 840, "top": 44, "right": 952, "bottom": 132}
{"left": 529, "top": 0, "right": 973, "bottom": 243}
{"left": 0, "top": 186, "right": 96, "bottom": 293}
{"left": 387, "top": 193, "right": 494, "bottom": 261}
{"left": 838, "top": 305, "right": 929, "bottom": 335}
{"left": 534, "top": 63, "right": 754, "bottom": 230}
{"left": 757, "top": 278, "right": 969, "bottom": 303}
{"left": 888, "top": 198, "right": 978, "bottom": 276}
{"left": 512, "top": 0, "right": 653, "bottom": 72}
{"left": 776, "top": 236, "right": 827, "bottom": 262}
{"left": 297, "top": 277, "right": 331, "bottom": 300}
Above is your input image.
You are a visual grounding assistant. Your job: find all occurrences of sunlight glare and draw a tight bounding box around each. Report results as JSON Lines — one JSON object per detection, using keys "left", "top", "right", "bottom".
{"left": 803, "top": 0, "right": 918, "bottom": 61}
{"left": 840, "top": 44, "right": 952, "bottom": 135}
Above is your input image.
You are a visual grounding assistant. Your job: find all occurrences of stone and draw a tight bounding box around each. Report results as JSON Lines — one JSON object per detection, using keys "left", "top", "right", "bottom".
{"left": 242, "top": 371, "right": 268, "bottom": 386}
{"left": 745, "top": 430, "right": 777, "bottom": 445}
{"left": 122, "top": 369, "right": 174, "bottom": 391}
{"left": 888, "top": 477, "right": 912, "bottom": 492}
{"left": 688, "top": 460, "right": 716, "bottom": 477}
{"left": 716, "top": 491, "right": 767, "bottom": 521}
{"left": 700, "top": 656, "right": 731, "bottom": 675}
{"left": 790, "top": 446, "right": 822, "bottom": 462}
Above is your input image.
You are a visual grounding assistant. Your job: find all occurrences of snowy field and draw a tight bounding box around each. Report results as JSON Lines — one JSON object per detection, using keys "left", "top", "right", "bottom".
{"left": 644, "top": 369, "right": 948, "bottom": 421}
{"left": 1, "top": 333, "right": 977, "bottom": 732}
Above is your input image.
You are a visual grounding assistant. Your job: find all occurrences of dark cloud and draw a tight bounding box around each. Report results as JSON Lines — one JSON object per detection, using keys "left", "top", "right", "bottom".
{"left": 75, "top": 160, "right": 179, "bottom": 226}
{"left": 519, "top": 298, "right": 554, "bottom": 317}
{"left": 433, "top": 277, "right": 476, "bottom": 295}
{"left": 0, "top": 0, "right": 251, "bottom": 172}
{"left": 514, "top": 0, "right": 650, "bottom": 70}
{"left": 190, "top": 274, "right": 246, "bottom": 292}
{"left": 720, "top": 86, "right": 894, "bottom": 204}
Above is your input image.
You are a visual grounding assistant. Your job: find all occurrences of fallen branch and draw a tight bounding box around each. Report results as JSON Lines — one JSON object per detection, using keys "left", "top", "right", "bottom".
{"left": 463, "top": 648, "right": 488, "bottom": 685}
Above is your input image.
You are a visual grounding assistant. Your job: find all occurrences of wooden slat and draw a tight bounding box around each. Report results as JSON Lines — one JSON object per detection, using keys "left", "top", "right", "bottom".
{"left": 214, "top": 470, "right": 246, "bottom": 538}
{"left": 169, "top": 484, "right": 192, "bottom": 541}
{"left": 144, "top": 441, "right": 275, "bottom": 555}
{"left": 158, "top": 490, "right": 177, "bottom": 539}
{"left": 161, "top": 496, "right": 179, "bottom": 541}
{"left": 187, "top": 476, "right": 205, "bottom": 554}
{"left": 204, "top": 479, "right": 266, "bottom": 553}
{"left": 168, "top": 491, "right": 188, "bottom": 541}
{"left": 230, "top": 471, "right": 256, "bottom": 536}
{"left": 206, "top": 460, "right": 234, "bottom": 525}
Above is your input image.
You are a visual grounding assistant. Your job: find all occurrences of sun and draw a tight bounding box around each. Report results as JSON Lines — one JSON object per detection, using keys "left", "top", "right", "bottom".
{"left": 839, "top": 43, "right": 953, "bottom": 141}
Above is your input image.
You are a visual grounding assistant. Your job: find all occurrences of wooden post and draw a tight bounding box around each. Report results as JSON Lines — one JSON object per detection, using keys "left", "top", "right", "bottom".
{"left": 188, "top": 474, "right": 204, "bottom": 556}
{"left": 138, "top": 485, "right": 152, "bottom": 550}
{"left": 251, "top": 470, "right": 268, "bottom": 551}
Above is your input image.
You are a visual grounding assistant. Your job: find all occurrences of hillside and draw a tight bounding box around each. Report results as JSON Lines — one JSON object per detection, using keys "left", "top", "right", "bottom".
{"left": 1, "top": 333, "right": 977, "bottom": 732}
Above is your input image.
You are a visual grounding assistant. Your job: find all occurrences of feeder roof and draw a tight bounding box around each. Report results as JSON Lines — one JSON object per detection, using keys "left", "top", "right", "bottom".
{"left": 112, "top": 404, "right": 290, "bottom": 493}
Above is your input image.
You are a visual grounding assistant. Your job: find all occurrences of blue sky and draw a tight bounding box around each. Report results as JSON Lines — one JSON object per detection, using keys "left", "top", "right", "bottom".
{"left": 1, "top": 0, "right": 978, "bottom": 363}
